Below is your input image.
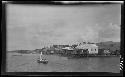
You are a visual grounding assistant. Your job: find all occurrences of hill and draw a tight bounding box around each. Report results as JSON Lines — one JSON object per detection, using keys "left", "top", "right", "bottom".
{"left": 96, "top": 41, "right": 120, "bottom": 51}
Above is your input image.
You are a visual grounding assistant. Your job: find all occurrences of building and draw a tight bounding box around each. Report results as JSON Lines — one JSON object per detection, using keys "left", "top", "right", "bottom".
{"left": 62, "top": 47, "right": 74, "bottom": 55}
{"left": 76, "top": 43, "right": 98, "bottom": 54}
{"left": 62, "top": 47, "right": 74, "bottom": 50}
{"left": 104, "top": 50, "right": 110, "bottom": 53}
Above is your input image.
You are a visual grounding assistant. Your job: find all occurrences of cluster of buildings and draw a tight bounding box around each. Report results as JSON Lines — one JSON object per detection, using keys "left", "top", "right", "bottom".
{"left": 41, "top": 42, "right": 99, "bottom": 55}
{"left": 33, "top": 41, "right": 120, "bottom": 56}
{"left": 14, "top": 41, "right": 119, "bottom": 56}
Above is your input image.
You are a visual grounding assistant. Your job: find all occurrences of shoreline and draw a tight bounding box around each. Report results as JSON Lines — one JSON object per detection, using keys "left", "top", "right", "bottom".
{"left": 7, "top": 52, "right": 120, "bottom": 57}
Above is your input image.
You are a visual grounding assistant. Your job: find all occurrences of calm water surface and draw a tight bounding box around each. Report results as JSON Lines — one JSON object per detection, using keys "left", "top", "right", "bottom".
{"left": 7, "top": 53, "right": 120, "bottom": 72}
{"left": 37, "top": 55, "right": 120, "bottom": 72}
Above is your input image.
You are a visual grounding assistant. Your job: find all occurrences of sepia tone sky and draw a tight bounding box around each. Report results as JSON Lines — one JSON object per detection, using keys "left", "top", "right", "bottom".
{"left": 7, "top": 4, "right": 121, "bottom": 50}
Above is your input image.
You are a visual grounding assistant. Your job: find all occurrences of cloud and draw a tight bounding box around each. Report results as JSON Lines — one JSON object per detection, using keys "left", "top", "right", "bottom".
{"left": 7, "top": 4, "right": 121, "bottom": 50}
{"left": 98, "top": 23, "right": 120, "bottom": 42}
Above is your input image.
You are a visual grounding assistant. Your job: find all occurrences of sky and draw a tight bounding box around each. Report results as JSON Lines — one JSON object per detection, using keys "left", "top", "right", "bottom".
{"left": 7, "top": 4, "right": 121, "bottom": 51}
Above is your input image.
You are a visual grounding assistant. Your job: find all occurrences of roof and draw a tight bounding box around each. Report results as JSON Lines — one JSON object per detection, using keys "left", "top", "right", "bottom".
{"left": 62, "top": 47, "right": 74, "bottom": 50}
{"left": 76, "top": 44, "right": 98, "bottom": 49}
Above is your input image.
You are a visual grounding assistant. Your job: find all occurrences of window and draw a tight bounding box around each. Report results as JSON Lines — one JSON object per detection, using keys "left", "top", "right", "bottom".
{"left": 95, "top": 49, "right": 96, "bottom": 51}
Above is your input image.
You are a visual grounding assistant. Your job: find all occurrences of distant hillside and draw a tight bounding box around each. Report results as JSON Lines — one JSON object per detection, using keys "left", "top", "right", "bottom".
{"left": 96, "top": 41, "right": 120, "bottom": 51}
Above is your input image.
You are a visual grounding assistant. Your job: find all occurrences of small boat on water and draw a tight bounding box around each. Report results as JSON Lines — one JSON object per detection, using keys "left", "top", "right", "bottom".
{"left": 37, "top": 51, "right": 48, "bottom": 64}
{"left": 37, "top": 58, "right": 48, "bottom": 64}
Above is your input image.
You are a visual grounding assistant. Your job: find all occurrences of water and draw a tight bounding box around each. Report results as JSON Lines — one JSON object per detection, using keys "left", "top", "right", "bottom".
{"left": 7, "top": 53, "right": 120, "bottom": 72}
{"left": 39, "top": 56, "right": 120, "bottom": 72}
{"left": 64, "top": 57, "right": 120, "bottom": 72}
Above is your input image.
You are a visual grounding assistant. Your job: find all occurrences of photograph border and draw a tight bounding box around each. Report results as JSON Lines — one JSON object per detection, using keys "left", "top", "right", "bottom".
{"left": 1, "top": 1, "right": 123, "bottom": 76}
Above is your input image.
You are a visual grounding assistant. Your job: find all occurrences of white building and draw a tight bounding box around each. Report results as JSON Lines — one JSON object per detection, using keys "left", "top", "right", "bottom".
{"left": 62, "top": 47, "right": 74, "bottom": 50}
{"left": 76, "top": 43, "right": 98, "bottom": 54}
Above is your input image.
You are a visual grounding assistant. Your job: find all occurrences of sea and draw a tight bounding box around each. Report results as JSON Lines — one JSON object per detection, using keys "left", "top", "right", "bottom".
{"left": 7, "top": 53, "right": 120, "bottom": 73}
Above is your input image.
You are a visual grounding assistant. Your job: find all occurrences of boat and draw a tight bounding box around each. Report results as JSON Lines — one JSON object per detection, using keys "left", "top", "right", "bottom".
{"left": 37, "top": 58, "right": 48, "bottom": 64}
{"left": 37, "top": 51, "right": 48, "bottom": 64}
